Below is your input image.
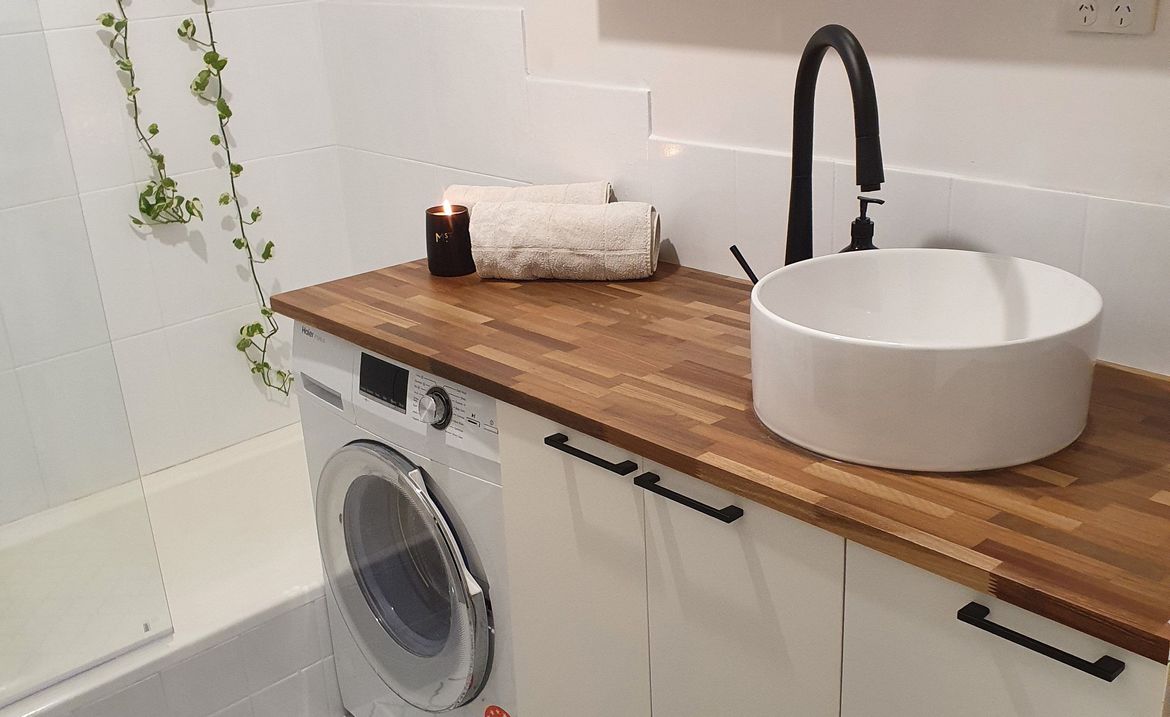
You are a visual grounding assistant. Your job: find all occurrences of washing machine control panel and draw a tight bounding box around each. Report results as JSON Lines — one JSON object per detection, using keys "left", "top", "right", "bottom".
{"left": 354, "top": 349, "right": 500, "bottom": 467}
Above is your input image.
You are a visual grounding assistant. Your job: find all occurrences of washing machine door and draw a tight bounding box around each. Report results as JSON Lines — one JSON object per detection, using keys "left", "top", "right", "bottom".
{"left": 317, "top": 442, "right": 491, "bottom": 712}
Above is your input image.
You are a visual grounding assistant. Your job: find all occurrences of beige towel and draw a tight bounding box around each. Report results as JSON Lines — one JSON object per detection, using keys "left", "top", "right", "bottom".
{"left": 444, "top": 181, "right": 615, "bottom": 211}
{"left": 470, "top": 201, "right": 660, "bottom": 281}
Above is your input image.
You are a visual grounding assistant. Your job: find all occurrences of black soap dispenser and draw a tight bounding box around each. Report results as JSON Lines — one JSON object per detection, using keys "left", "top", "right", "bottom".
{"left": 841, "top": 195, "right": 884, "bottom": 253}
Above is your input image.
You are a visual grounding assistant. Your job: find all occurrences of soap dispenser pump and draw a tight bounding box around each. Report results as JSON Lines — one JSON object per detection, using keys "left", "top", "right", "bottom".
{"left": 841, "top": 195, "right": 884, "bottom": 253}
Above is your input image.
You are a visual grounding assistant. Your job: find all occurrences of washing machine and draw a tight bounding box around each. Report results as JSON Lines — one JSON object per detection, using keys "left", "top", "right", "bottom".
{"left": 294, "top": 322, "right": 516, "bottom": 717}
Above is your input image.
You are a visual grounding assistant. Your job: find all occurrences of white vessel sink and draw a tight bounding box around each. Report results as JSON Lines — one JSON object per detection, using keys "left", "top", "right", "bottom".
{"left": 750, "top": 248, "right": 1103, "bottom": 471}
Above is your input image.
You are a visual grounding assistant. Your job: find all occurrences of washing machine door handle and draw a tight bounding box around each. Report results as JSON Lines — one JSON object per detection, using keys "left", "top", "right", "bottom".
{"left": 404, "top": 466, "right": 485, "bottom": 600}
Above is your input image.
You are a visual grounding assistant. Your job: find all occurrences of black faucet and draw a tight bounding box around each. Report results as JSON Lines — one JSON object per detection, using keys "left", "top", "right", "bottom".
{"left": 785, "top": 25, "right": 884, "bottom": 265}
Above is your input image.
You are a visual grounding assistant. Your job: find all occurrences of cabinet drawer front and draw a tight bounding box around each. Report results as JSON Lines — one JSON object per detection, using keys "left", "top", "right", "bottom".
{"left": 842, "top": 543, "right": 1167, "bottom": 717}
{"left": 498, "top": 404, "right": 650, "bottom": 717}
{"left": 643, "top": 463, "right": 845, "bottom": 717}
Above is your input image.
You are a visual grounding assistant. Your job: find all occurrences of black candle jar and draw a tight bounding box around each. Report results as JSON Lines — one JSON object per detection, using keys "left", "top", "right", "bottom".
{"left": 425, "top": 203, "right": 475, "bottom": 277}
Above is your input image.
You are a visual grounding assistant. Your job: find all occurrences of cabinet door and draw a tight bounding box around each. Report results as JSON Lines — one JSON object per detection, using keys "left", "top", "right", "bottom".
{"left": 842, "top": 542, "right": 1168, "bottom": 717}
{"left": 642, "top": 462, "right": 845, "bottom": 717}
{"left": 498, "top": 404, "right": 651, "bottom": 717}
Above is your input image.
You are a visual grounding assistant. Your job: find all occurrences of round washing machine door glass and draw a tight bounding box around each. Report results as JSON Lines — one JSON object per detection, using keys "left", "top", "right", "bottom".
{"left": 317, "top": 442, "right": 491, "bottom": 712}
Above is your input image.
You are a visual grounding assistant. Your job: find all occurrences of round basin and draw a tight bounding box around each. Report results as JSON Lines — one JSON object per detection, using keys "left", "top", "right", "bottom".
{"left": 750, "top": 248, "right": 1103, "bottom": 471}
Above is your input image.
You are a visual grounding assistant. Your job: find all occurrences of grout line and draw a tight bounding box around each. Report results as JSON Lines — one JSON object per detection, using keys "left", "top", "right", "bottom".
{"left": 336, "top": 144, "right": 531, "bottom": 184}
{"left": 838, "top": 540, "right": 848, "bottom": 717}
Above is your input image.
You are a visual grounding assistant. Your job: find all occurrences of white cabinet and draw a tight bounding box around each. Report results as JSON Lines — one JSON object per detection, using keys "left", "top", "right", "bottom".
{"left": 641, "top": 462, "right": 845, "bottom": 717}
{"left": 498, "top": 404, "right": 651, "bottom": 717}
{"left": 841, "top": 542, "right": 1168, "bottom": 717}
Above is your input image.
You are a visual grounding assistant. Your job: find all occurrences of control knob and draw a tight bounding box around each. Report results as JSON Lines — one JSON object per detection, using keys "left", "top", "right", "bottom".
{"left": 418, "top": 386, "right": 452, "bottom": 429}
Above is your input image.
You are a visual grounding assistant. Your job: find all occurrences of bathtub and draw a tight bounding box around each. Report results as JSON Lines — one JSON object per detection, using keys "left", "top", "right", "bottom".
{"left": 2, "top": 425, "right": 339, "bottom": 717}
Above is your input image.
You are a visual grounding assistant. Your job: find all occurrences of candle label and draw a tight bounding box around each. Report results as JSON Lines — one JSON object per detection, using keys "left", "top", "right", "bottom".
{"left": 433, "top": 231, "right": 453, "bottom": 244}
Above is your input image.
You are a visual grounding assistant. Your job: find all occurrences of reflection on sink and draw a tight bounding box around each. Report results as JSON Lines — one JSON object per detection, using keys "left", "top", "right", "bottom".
{"left": 750, "top": 248, "right": 1103, "bottom": 471}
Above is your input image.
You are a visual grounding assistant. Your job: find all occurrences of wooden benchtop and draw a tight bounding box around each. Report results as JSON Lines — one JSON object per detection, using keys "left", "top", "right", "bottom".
{"left": 273, "top": 259, "right": 1170, "bottom": 663}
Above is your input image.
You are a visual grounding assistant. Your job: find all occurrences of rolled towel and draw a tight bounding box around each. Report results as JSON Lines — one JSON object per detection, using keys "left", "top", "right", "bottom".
{"left": 444, "top": 181, "right": 615, "bottom": 211}
{"left": 470, "top": 201, "right": 660, "bottom": 281}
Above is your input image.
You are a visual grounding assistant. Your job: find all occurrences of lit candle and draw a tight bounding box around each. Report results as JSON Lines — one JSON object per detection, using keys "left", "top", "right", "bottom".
{"left": 424, "top": 200, "right": 474, "bottom": 277}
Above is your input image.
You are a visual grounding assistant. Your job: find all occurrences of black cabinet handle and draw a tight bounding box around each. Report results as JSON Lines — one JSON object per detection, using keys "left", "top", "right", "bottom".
{"left": 957, "top": 602, "right": 1125, "bottom": 682}
{"left": 543, "top": 433, "right": 637, "bottom": 475}
{"left": 634, "top": 472, "right": 744, "bottom": 523}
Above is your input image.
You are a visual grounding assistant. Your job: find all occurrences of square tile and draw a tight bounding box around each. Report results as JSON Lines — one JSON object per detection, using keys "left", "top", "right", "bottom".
{"left": 649, "top": 139, "right": 736, "bottom": 276}
{"left": 249, "top": 671, "right": 311, "bottom": 717}
{"left": 1082, "top": 198, "right": 1170, "bottom": 374}
{"left": 239, "top": 601, "right": 329, "bottom": 693}
{"left": 161, "top": 638, "right": 251, "bottom": 717}
{"left": 0, "top": 0, "right": 42, "bottom": 35}
{"left": 832, "top": 165, "right": 952, "bottom": 252}
{"left": 112, "top": 329, "right": 187, "bottom": 475}
{"left": 74, "top": 674, "right": 166, "bottom": 717}
{"left": 0, "top": 33, "right": 76, "bottom": 209}
{"left": 948, "top": 178, "right": 1087, "bottom": 274}
{"left": 0, "top": 197, "right": 111, "bottom": 366}
{"left": 525, "top": 78, "right": 651, "bottom": 201}
{"left": 321, "top": 3, "right": 432, "bottom": 161}
{"left": 733, "top": 149, "right": 835, "bottom": 279}
{"left": 16, "top": 344, "right": 138, "bottom": 505}
{"left": 0, "top": 370, "right": 48, "bottom": 525}
{"left": 338, "top": 149, "right": 442, "bottom": 275}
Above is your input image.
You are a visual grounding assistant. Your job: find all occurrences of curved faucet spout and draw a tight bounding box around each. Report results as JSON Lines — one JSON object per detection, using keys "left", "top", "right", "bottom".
{"left": 785, "top": 24, "right": 884, "bottom": 265}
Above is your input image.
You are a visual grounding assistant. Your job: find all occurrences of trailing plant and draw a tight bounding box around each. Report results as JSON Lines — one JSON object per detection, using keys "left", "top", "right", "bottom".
{"left": 179, "top": 4, "right": 292, "bottom": 395}
{"left": 98, "top": 3, "right": 202, "bottom": 226}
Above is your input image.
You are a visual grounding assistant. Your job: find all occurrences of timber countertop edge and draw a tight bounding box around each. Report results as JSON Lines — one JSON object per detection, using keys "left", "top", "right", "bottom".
{"left": 273, "top": 260, "right": 1170, "bottom": 664}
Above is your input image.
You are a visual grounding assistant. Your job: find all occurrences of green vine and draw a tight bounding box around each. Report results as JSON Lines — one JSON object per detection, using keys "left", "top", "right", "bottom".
{"left": 179, "top": 4, "right": 292, "bottom": 395}
{"left": 98, "top": 4, "right": 202, "bottom": 226}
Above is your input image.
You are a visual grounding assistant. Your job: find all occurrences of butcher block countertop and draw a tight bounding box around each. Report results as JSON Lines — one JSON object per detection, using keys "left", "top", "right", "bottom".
{"left": 273, "top": 259, "right": 1170, "bottom": 663}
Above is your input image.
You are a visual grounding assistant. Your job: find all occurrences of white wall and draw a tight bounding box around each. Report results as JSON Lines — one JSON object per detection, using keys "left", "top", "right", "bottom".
{"left": 1, "top": 0, "right": 355, "bottom": 523}
{"left": 321, "top": 0, "right": 1170, "bottom": 377}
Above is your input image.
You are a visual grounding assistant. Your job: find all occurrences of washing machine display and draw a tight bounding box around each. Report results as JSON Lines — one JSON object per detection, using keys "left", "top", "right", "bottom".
{"left": 316, "top": 442, "right": 491, "bottom": 713}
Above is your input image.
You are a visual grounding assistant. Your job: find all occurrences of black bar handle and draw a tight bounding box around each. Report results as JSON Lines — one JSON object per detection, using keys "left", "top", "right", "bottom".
{"left": 956, "top": 602, "right": 1125, "bottom": 682}
{"left": 729, "top": 245, "right": 759, "bottom": 285}
{"left": 544, "top": 433, "right": 637, "bottom": 475}
{"left": 634, "top": 472, "right": 744, "bottom": 523}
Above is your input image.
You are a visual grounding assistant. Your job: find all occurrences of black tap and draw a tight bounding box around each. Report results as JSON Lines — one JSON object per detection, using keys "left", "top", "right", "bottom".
{"left": 784, "top": 25, "right": 885, "bottom": 265}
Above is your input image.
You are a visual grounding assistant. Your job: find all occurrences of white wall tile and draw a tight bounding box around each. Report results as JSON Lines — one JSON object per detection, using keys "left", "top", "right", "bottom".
{"left": 299, "top": 660, "right": 336, "bottom": 717}
{"left": 947, "top": 178, "right": 1087, "bottom": 274}
{"left": 80, "top": 183, "right": 165, "bottom": 341}
{"left": 73, "top": 674, "right": 166, "bottom": 717}
{"left": 111, "top": 329, "right": 186, "bottom": 475}
{"left": 322, "top": 3, "right": 432, "bottom": 161}
{"left": 0, "top": 33, "right": 76, "bottom": 210}
{"left": 733, "top": 150, "right": 835, "bottom": 279}
{"left": 338, "top": 149, "right": 442, "bottom": 275}
{"left": 161, "top": 638, "right": 251, "bottom": 717}
{"left": 117, "top": 306, "right": 297, "bottom": 472}
{"left": 239, "top": 600, "right": 329, "bottom": 693}
{"left": 209, "top": 698, "right": 255, "bottom": 717}
{"left": 0, "top": 0, "right": 41, "bottom": 35}
{"left": 0, "top": 197, "right": 110, "bottom": 366}
{"left": 324, "top": 3, "right": 528, "bottom": 178}
{"left": 16, "top": 344, "right": 138, "bottom": 504}
{"left": 421, "top": 6, "right": 530, "bottom": 179}
{"left": 238, "top": 148, "right": 353, "bottom": 294}
{"left": 525, "top": 78, "right": 650, "bottom": 201}
{"left": 1082, "top": 198, "right": 1170, "bottom": 375}
{"left": 832, "top": 165, "right": 952, "bottom": 252}
{"left": 321, "top": 657, "right": 342, "bottom": 717}
{"left": 0, "top": 370, "right": 48, "bottom": 525}
{"left": 46, "top": 2, "right": 334, "bottom": 193}
{"left": 249, "top": 670, "right": 313, "bottom": 717}
{"left": 649, "top": 139, "right": 736, "bottom": 276}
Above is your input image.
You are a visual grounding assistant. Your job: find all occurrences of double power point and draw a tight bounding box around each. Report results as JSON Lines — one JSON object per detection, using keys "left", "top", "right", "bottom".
{"left": 1066, "top": 1, "right": 1159, "bottom": 34}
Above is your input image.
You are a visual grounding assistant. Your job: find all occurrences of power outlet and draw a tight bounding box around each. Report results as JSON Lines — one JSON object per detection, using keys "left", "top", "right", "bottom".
{"left": 1065, "top": 0, "right": 1159, "bottom": 33}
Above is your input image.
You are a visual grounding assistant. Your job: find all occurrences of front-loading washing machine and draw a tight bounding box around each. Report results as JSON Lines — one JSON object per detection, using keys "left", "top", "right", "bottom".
{"left": 294, "top": 322, "right": 516, "bottom": 717}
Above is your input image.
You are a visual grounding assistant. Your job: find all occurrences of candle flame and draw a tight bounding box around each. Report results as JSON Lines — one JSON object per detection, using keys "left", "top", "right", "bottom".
{"left": 442, "top": 199, "right": 453, "bottom": 215}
